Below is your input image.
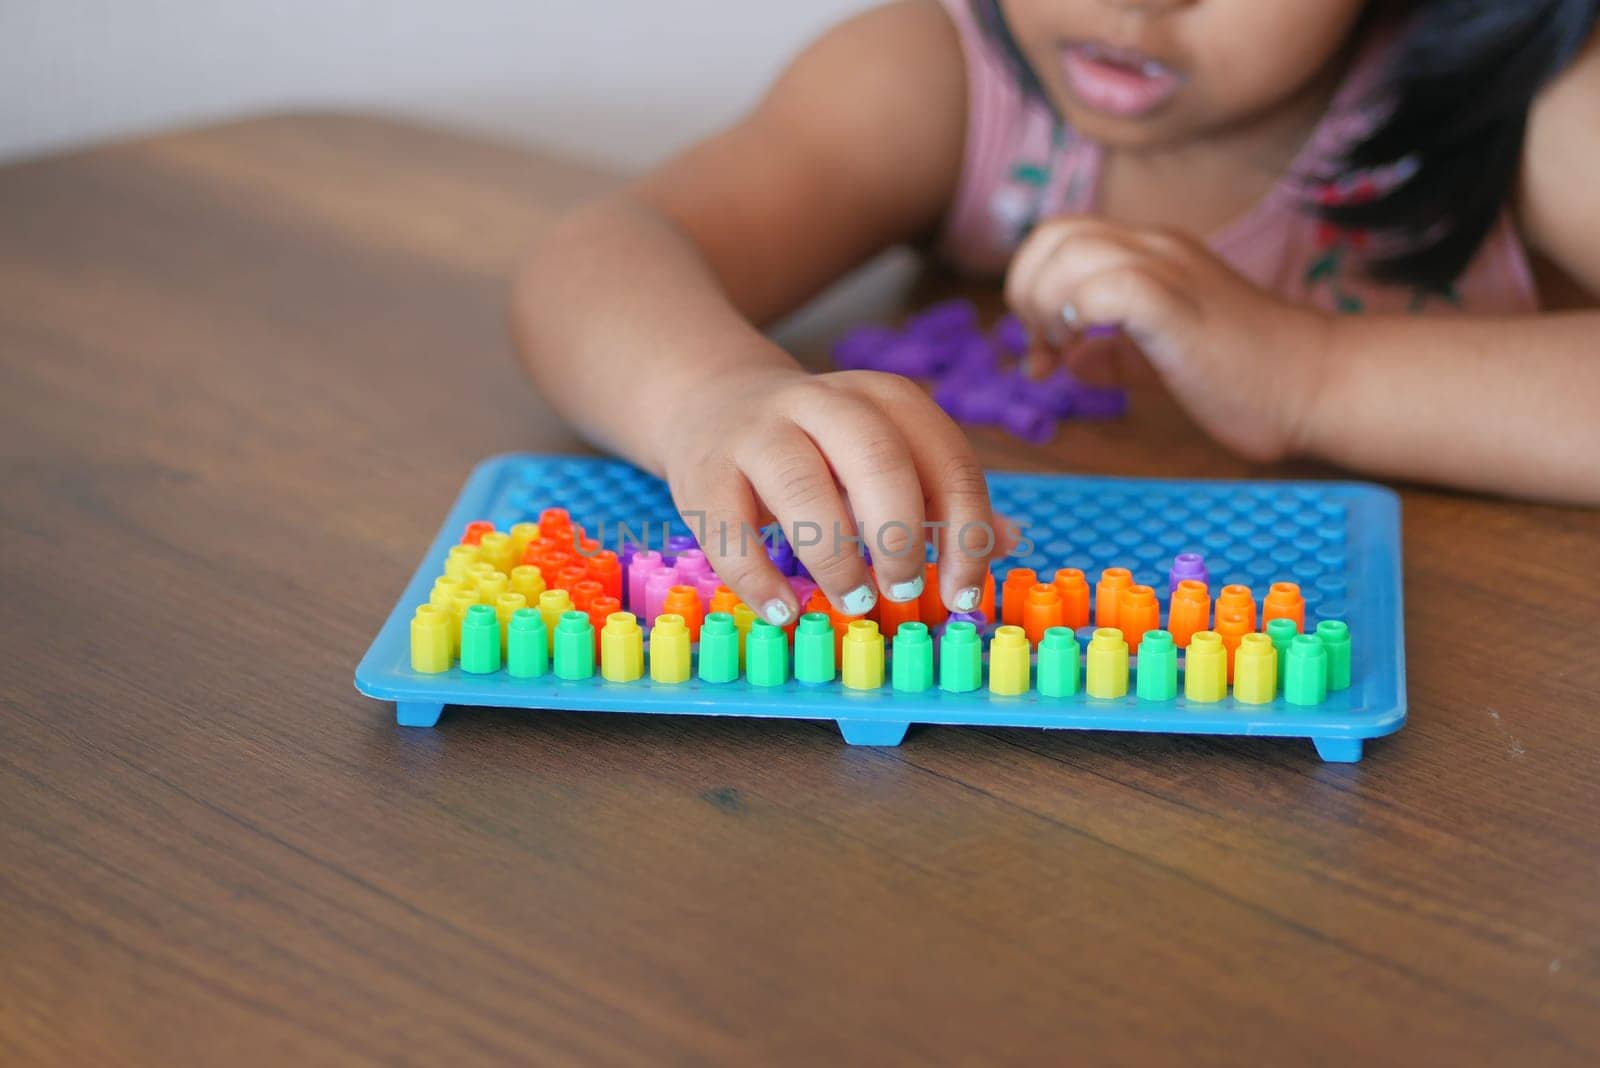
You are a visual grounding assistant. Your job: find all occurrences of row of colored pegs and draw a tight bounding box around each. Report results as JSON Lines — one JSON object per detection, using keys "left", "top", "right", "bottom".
{"left": 996, "top": 564, "right": 1311, "bottom": 656}
{"left": 410, "top": 601, "right": 1352, "bottom": 706}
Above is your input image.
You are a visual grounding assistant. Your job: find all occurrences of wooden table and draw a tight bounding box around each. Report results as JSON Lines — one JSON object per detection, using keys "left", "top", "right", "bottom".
{"left": 3, "top": 114, "right": 1597, "bottom": 1065}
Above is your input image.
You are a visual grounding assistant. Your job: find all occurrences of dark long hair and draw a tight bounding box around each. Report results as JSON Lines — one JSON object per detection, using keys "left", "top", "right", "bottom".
{"left": 971, "top": 0, "right": 1600, "bottom": 291}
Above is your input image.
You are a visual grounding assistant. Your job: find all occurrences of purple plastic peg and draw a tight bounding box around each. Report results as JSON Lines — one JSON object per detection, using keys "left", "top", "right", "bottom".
{"left": 906, "top": 299, "right": 979, "bottom": 340}
{"left": 948, "top": 335, "right": 1001, "bottom": 378}
{"left": 1069, "top": 385, "right": 1128, "bottom": 419}
{"left": 767, "top": 539, "right": 796, "bottom": 576}
{"left": 618, "top": 539, "right": 640, "bottom": 570}
{"left": 1168, "top": 552, "right": 1209, "bottom": 594}
{"left": 877, "top": 336, "right": 942, "bottom": 377}
{"left": 1001, "top": 401, "right": 1058, "bottom": 445}
{"left": 832, "top": 325, "right": 898, "bottom": 371}
{"left": 790, "top": 575, "right": 817, "bottom": 605}
{"left": 993, "top": 314, "right": 1029, "bottom": 356}
{"left": 935, "top": 609, "right": 989, "bottom": 637}
{"left": 934, "top": 372, "right": 1011, "bottom": 425}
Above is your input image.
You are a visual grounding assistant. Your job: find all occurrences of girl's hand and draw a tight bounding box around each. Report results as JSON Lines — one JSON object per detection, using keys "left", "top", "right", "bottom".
{"left": 663, "top": 365, "right": 998, "bottom": 627}
{"left": 1005, "top": 217, "right": 1334, "bottom": 462}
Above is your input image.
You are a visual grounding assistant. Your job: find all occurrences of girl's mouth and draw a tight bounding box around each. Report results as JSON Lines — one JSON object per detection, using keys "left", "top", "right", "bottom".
{"left": 1057, "top": 41, "right": 1184, "bottom": 119}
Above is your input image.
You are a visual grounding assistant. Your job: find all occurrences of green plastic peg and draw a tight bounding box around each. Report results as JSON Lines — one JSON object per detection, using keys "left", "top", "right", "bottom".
{"left": 553, "top": 610, "right": 595, "bottom": 680}
{"left": 507, "top": 608, "right": 547, "bottom": 678}
{"left": 939, "top": 621, "right": 982, "bottom": 693}
{"left": 460, "top": 603, "right": 501, "bottom": 674}
{"left": 745, "top": 620, "right": 789, "bottom": 686}
{"left": 1037, "top": 627, "right": 1080, "bottom": 697}
{"left": 697, "top": 612, "right": 740, "bottom": 683}
{"left": 890, "top": 622, "right": 933, "bottom": 693}
{"left": 1266, "top": 617, "right": 1297, "bottom": 692}
{"left": 793, "top": 613, "right": 836, "bottom": 684}
{"left": 1315, "top": 619, "right": 1352, "bottom": 691}
{"left": 1134, "top": 629, "right": 1178, "bottom": 701}
{"left": 1284, "top": 633, "right": 1328, "bottom": 706}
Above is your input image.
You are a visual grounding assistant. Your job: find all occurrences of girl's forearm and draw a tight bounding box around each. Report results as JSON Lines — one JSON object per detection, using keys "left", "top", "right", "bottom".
{"left": 1305, "top": 313, "right": 1600, "bottom": 502}
{"left": 511, "top": 194, "right": 797, "bottom": 474}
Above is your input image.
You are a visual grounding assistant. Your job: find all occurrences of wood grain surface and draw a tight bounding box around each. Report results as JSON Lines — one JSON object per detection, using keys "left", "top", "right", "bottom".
{"left": 1, "top": 113, "right": 1597, "bottom": 1066}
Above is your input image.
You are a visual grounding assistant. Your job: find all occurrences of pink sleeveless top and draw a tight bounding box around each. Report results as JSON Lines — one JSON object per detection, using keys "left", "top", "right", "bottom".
{"left": 936, "top": 0, "right": 1539, "bottom": 315}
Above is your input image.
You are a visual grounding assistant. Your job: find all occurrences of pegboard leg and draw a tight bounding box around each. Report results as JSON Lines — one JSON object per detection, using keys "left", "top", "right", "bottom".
{"left": 837, "top": 721, "right": 909, "bottom": 747}
{"left": 397, "top": 702, "right": 445, "bottom": 728}
{"left": 1312, "top": 737, "right": 1362, "bottom": 763}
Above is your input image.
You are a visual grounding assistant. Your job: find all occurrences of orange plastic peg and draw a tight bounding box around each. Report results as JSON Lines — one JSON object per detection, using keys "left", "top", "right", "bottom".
{"left": 1002, "top": 568, "right": 1038, "bottom": 628}
{"left": 1216, "top": 584, "right": 1257, "bottom": 632}
{"left": 1262, "top": 581, "right": 1305, "bottom": 633}
{"left": 918, "top": 562, "right": 949, "bottom": 627}
{"left": 1095, "top": 567, "right": 1133, "bottom": 629}
{"left": 569, "top": 579, "right": 604, "bottom": 614}
{"left": 1215, "top": 608, "right": 1253, "bottom": 681}
{"left": 709, "top": 585, "right": 741, "bottom": 616}
{"left": 1052, "top": 568, "right": 1090, "bottom": 629}
{"left": 662, "top": 585, "right": 705, "bottom": 640}
{"left": 1022, "top": 583, "right": 1065, "bottom": 646}
{"left": 876, "top": 595, "right": 920, "bottom": 640}
{"left": 1117, "top": 584, "right": 1160, "bottom": 652}
{"left": 1167, "top": 579, "right": 1211, "bottom": 648}
{"left": 461, "top": 520, "right": 494, "bottom": 546}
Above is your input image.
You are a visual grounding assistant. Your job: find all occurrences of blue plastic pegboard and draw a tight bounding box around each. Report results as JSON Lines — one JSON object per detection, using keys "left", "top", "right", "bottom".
{"left": 355, "top": 453, "right": 1406, "bottom": 762}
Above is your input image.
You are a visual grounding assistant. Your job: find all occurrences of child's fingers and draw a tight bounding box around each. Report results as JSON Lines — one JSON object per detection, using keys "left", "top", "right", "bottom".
{"left": 846, "top": 374, "right": 995, "bottom": 613}
{"left": 1005, "top": 218, "right": 1146, "bottom": 337}
{"left": 736, "top": 419, "right": 878, "bottom": 617}
{"left": 786, "top": 384, "right": 928, "bottom": 608}
{"left": 670, "top": 463, "right": 798, "bottom": 627}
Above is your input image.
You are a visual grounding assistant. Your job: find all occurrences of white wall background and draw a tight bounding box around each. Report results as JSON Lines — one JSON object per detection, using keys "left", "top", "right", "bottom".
{"left": 0, "top": 0, "right": 877, "bottom": 167}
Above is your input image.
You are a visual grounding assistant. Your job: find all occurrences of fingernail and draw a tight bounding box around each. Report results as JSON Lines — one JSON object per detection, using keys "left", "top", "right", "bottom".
{"left": 839, "top": 584, "right": 877, "bottom": 616}
{"left": 952, "top": 586, "right": 981, "bottom": 612}
{"left": 761, "top": 599, "right": 793, "bottom": 627}
{"left": 886, "top": 574, "right": 924, "bottom": 603}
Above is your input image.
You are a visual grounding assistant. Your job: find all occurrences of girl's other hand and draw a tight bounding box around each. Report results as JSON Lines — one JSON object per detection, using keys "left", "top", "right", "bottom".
{"left": 1005, "top": 216, "right": 1334, "bottom": 462}
{"left": 664, "top": 366, "right": 997, "bottom": 627}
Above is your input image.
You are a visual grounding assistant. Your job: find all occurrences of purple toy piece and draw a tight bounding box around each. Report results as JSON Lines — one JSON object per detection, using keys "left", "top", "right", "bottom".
{"left": 1001, "top": 401, "right": 1058, "bottom": 445}
{"left": 993, "top": 314, "right": 1029, "bottom": 356}
{"left": 877, "top": 336, "right": 943, "bottom": 377}
{"left": 935, "top": 372, "right": 1011, "bottom": 425}
{"left": 935, "top": 609, "right": 989, "bottom": 637}
{"left": 767, "top": 539, "right": 796, "bottom": 576}
{"left": 790, "top": 575, "right": 818, "bottom": 605}
{"left": 948, "top": 335, "right": 1001, "bottom": 378}
{"left": 905, "top": 299, "right": 979, "bottom": 340}
{"left": 1024, "top": 369, "right": 1080, "bottom": 418}
{"left": 1069, "top": 386, "right": 1129, "bottom": 419}
{"left": 618, "top": 539, "right": 639, "bottom": 570}
{"left": 832, "top": 324, "right": 898, "bottom": 371}
{"left": 1083, "top": 323, "right": 1122, "bottom": 340}
{"left": 1168, "top": 552, "right": 1209, "bottom": 594}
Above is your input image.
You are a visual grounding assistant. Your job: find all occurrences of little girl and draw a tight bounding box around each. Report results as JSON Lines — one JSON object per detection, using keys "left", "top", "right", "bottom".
{"left": 513, "top": 0, "right": 1600, "bottom": 628}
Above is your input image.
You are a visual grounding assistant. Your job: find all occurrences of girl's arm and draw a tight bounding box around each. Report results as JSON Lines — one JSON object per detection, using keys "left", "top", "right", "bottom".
{"left": 1305, "top": 314, "right": 1600, "bottom": 500}
{"left": 1287, "top": 24, "right": 1600, "bottom": 502}
{"left": 512, "top": 3, "right": 997, "bottom": 623}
